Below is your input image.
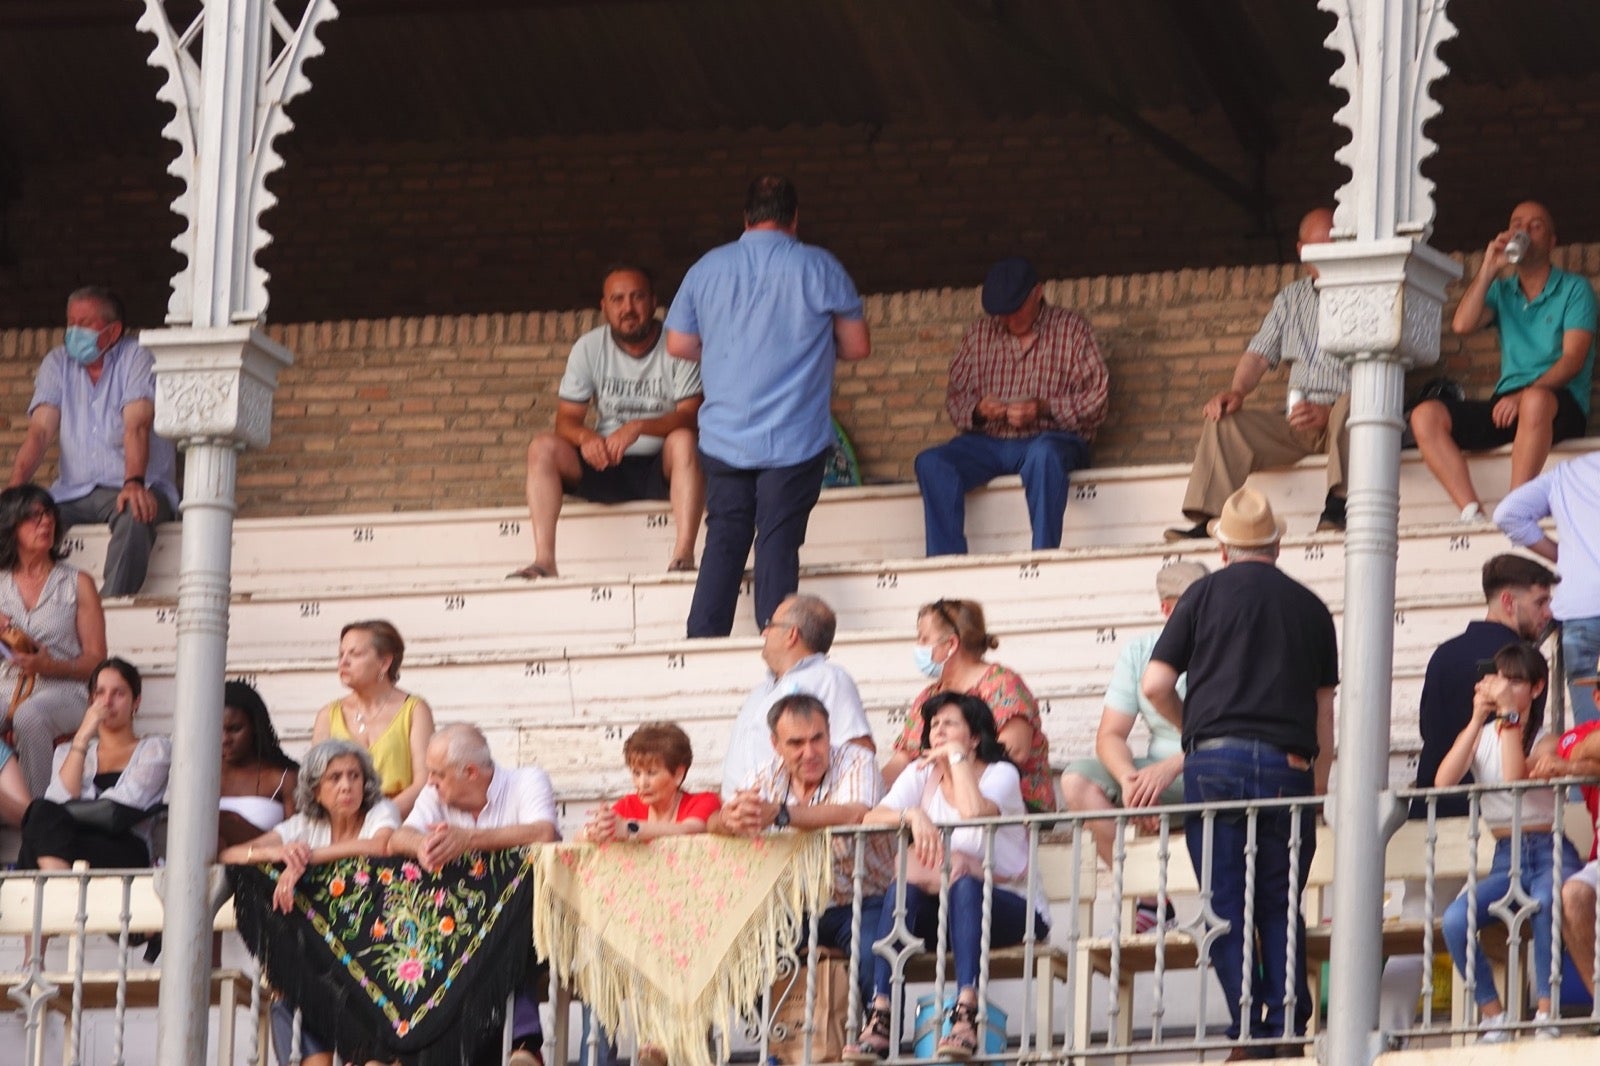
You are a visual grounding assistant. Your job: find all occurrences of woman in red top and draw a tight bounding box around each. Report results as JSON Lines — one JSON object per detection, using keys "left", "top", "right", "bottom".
{"left": 579, "top": 722, "right": 720, "bottom": 1066}
{"left": 584, "top": 721, "right": 721, "bottom": 842}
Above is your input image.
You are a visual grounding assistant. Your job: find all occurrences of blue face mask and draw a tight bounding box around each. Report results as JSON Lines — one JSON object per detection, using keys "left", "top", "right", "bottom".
{"left": 64, "top": 326, "right": 105, "bottom": 366}
{"left": 912, "top": 642, "right": 945, "bottom": 680}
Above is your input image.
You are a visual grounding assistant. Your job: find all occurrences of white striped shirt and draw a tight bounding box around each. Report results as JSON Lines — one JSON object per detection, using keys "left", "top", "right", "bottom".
{"left": 1247, "top": 277, "right": 1349, "bottom": 405}
{"left": 743, "top": 743, "right": 894, "bottom": 904}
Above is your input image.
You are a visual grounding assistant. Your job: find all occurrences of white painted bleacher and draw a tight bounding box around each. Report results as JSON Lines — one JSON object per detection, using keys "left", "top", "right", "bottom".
{"left": 67, "top": 441, "right": 1595, "bottom": 820}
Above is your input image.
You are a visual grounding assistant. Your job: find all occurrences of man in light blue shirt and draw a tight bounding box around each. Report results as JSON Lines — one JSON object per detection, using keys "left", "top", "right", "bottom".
{"left": 1495, "top": 450, "right": 1600, "bottom": 724}
{"left": 9, "top": 287, "right": 178, "bottom": 596}
{"left": 666, "top": 175, "right": 871, "bottom": 637}
{"left": 1061, "top": 560, "right": 1207, "bottom": 878}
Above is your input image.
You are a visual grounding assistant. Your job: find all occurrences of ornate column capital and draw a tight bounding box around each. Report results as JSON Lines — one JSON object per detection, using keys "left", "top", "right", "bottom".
{"left": 143, "top": 325, "right": 293, "bottom": 449}
{"left": 1301, "top": 239, "right": 1462, "bottom": 369}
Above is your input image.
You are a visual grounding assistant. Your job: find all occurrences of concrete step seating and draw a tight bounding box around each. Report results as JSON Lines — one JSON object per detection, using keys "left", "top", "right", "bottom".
{"left": 71, "top": 442, "right": 1580, "bottom": 816}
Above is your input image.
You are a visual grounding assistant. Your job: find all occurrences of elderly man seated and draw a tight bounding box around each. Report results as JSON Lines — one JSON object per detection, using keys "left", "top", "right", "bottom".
{"left": 390, "top": 724, "right": 559, "bottom": 1066}
{"left": 721, "top": 593, "right": 874, "bottom": 797}
{"left": 713, "top": 693, "right": 893, "bottom": 1006}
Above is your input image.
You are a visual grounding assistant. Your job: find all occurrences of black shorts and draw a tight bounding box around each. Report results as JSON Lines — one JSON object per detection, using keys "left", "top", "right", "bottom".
{"left": 573, "top": 453, "right": 671, "bottom": 504}
{"left": 1438, "top": 389, "right": 1588, "bottom": 451}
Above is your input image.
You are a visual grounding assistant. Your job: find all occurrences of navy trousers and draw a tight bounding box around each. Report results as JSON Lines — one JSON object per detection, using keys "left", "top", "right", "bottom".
{"left": 687, "top": 449, "right": 828, "bottom": 637}
{"left": 914, "top": 431, "right": 1089, "bottom": 556}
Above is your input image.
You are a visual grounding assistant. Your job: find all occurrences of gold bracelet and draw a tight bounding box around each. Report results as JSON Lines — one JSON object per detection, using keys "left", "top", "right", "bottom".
{"left": 247, "top": 845, "right": 256, "bottom": 863}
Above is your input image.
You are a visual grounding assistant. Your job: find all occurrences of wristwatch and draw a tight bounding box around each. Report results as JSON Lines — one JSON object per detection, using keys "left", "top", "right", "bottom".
{"left": 773, "top": 804, "right": 791, "bottom": 829}
{"left": 1497, "top": 711, "right": 1522, "bottom": 727}
{"left": 949, "top": 752, "right": 966, "bottom": 765}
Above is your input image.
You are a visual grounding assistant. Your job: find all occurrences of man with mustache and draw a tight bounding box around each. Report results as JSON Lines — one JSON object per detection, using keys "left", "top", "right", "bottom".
{"left": 510, "top": 264, "right": 704, "bottom": 580}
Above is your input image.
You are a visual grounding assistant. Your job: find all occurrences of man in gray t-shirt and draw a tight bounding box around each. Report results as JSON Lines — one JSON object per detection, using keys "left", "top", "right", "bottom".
{"left": 510, "top": 266, "right": 704, "bottom": 579}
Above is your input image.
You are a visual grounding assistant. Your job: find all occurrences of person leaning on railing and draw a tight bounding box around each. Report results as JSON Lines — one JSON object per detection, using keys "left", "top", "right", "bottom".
{"left": 579, "top": 721, "right": 721, "bottom": 1066}
{"left": 16, "top": 657, "right": 167, "bottom": 871}
{"left": 843, "top": 692, "right": 1047, "bottom": 1063}
{"left": 1436, "top": 642, "right": 1579, "bottom": 1043}
{"left": 220, "top": 738, "right": 400, "bottom": 1066}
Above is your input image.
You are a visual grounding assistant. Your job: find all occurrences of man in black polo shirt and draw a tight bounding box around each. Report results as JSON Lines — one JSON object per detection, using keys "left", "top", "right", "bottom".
{"left": 1142, "top": 486, "right": 1337, "bottom": 1059}
{"left": 1410, "top": 553, "right": 1556, "bottom": 819}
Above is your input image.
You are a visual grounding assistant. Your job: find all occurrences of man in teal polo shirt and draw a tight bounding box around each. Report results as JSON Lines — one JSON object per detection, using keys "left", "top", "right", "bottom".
{"left": 665, "top": 175, "right": 871, "bottom": 638}
{"left": 1411, "top": 200, "right": 1596, "bottom": 521}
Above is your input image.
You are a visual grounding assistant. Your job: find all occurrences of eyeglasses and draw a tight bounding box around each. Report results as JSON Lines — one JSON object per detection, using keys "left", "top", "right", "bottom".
{"left": 762, "top": 620, "right": 796, "bottom": 634}
{"left": 19, "top": 509, "right": 52, "bottom": 526}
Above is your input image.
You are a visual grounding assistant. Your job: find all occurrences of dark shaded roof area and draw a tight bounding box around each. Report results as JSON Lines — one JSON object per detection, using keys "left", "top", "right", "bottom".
{"left": 2, "top": 0, "right": 1599, "bottom": 328}
{"left": 9, "top": 0, "right": 1348, "bottom": 158}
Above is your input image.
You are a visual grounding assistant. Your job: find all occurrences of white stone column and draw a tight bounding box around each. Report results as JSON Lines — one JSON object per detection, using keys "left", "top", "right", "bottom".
{"left": 136, "top": 2, "right": 338, "bottom": 1062}
{"left": 1304, "top": 241, "right": 1460, "bottom": 1065}
{"left": 146, "top": 327, "right": 292, "bottom": 1065}
{"left": 1310, "top": 1, "right": 1461, "bottom": 1061}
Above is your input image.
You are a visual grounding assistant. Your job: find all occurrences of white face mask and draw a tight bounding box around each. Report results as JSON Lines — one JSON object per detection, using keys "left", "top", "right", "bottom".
{"left": 912, "top": 641, "right": 946, "bottom": 680}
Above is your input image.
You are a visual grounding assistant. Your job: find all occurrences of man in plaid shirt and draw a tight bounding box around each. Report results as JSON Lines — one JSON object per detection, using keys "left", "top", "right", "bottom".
{"left": 913, "top": 257, "right": 1109, "bottom": 556}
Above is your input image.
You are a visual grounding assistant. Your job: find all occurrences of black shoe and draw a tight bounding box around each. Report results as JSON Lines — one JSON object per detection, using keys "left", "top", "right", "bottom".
{"left": 1162, "top": 521, "right": 1211, "bottom": 543}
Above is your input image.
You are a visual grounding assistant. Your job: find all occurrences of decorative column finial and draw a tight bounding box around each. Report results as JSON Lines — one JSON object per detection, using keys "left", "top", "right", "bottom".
{"left": 137, "top": 0, "right": 340, "bottom": 328}
{"left": 1320, "top": 0, "right": 1457, "bottom": 242}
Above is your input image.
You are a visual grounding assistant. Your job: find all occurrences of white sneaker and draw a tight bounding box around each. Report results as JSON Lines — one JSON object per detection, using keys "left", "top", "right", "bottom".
{"left": 1476, "top": 1014, "right": 1512, "bottom": 1044}
{"left": 1459, "top": 502, "right": 1484, "bottom": 523}
{"left": 1533, "top": 1011, "right": 1561, "bottom": 1039}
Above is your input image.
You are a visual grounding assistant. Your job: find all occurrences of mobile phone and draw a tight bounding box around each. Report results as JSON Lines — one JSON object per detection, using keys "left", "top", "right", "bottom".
{"left": 1476, "top": 658, "right": 1497, "bottom": 679}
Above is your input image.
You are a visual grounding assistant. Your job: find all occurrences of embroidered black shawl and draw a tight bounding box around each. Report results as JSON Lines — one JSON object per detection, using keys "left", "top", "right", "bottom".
{"left": 229, "top": 850, "right": 534, "bottom": 1065}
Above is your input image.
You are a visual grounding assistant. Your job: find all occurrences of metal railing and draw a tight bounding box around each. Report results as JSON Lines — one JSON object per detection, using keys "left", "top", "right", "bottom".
{"left": 6, "top": 778, "right": 1598, "bottom": 1066}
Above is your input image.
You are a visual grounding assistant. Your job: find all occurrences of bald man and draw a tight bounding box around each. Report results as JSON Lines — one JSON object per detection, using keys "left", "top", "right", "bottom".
{"left": 1413, "top": 200, "right": 1597, "bottom": 522}
{"left": 1166, "top": 208, "right": 1351, "bottom": 541}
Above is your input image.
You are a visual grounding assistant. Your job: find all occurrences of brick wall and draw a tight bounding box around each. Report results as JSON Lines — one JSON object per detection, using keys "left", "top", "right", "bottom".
{"left": 3, "top": 242, "right": 1594, "bottom": 518}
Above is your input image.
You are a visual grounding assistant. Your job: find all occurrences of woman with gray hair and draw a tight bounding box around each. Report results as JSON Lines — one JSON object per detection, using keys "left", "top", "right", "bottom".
{"left": 220, "top": 738, "right": 399, "bottom": 912}
{"left": 222, "top": 738, "right": 400, "bottom": 1066}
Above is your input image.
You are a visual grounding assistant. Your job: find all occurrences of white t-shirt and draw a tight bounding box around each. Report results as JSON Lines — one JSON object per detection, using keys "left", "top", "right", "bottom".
{"left": 557, "top": 325, "right": 702, "bottom": 456}
{"left": 276, "top": 799, "right": 401, "bottom": 848}
{"left": 404, "top": 764, "right": 558, "bottom": 833}
{"left": 1470, "top": 722, "right": 1555, "bottom": 828}
{"left": 881, "top": 760, "right": 1028, "bottom": 883}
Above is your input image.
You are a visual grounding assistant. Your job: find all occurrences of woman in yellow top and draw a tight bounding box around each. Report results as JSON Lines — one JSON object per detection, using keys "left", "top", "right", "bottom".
{"left": 310, "top": 619, "right": 435, "bottom": 817}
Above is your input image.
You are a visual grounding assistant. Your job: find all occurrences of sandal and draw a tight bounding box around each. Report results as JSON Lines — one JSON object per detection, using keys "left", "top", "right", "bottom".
{"left": 842, "top": 1005, "right": 892, "bottom": 1062}
{"left": 936, "top": 1000, "right": 980, "bottom": 1061}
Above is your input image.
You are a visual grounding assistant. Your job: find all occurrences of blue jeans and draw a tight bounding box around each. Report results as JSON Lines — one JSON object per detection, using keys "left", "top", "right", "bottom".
{"left": 817, "top": 896, "right": 885, "bottom": 1009}
{"left": 867, "top": 877, "right": 1044, "bottom": 997}
{"left": 688, "top": 449, "right": 828, "bottom": 637}
{"left": 1183, "top": 740, "right": 1317, "bottom": 1042}
{"left": 1443, "top": 832, "right": 1581, "bottom": 1007}
{"left": 914, "top": 431, "right": 1089, "bottom": 556}
{"left": 1563, "top": 617, "right": 1600, "bottom": 727}
{"left": 578, "top": 1007, "right": 620, "bottom": 1066}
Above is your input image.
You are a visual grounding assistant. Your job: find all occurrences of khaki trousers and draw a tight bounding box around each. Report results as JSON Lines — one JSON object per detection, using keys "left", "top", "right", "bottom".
{"left": 1181, "top": 393, "right": 1351, "bottom": 521}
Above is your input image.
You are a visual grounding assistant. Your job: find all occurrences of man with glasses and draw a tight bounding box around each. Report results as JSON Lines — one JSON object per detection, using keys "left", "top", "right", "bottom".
{"left": 720, "top": 594, "right": 874, "bottom": 798}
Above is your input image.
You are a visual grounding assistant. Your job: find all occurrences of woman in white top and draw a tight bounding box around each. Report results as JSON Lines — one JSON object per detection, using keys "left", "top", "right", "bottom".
{"left": 844, "top": 693, "right": 1044, "bottom": 1063}
{"left": 18, "top": 657, "right": 168, "bottom": 869}
{"left": 221, "top": 739, "right": 399, "bottom": 1066}
{"left": 218, "top": 679, "right": 298, "bottom": 848}
{"left": 1437, "top": 643, "right": 1579, "bottom": 1041}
